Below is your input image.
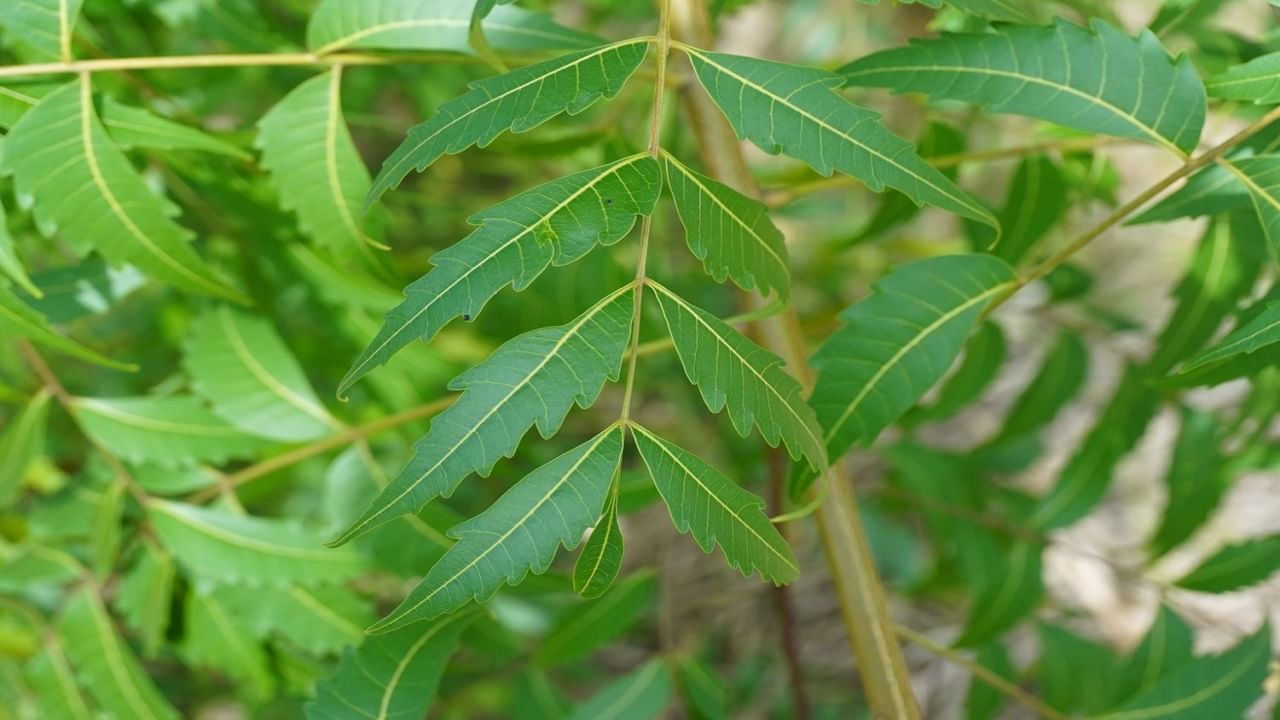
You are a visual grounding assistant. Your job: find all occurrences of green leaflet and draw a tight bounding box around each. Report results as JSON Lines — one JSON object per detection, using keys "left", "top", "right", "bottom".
{"left": 1037, "top": 624, "right": 1119, "bottom": 716}
{"left": 675, "top": 657, "right": 728, "bottom": 720}
{"left": 257, "top": 71, "right": 388, "bottom": 269}
{"left": 1224, "top": 155, "right": 1280, "bottom": 261}
{"left": 1152, "top": 0, "right": 1228, "bottom": 36}
{"left": 306, "top": 0, "right": 598, "bottom": 55}
{"left": 369, "top": 426, "right": 624, "bottom": 633}
{"left": 367, "top": 39, "right": 649, "bottom": 205}
{"left": 182, "top": 590, "right": 274, "bottom": 702}
{"left": 991, "top": 331, "right": 1087, "bottom": 446}
{"left": 1130, "top": 123, "right": 1280, "bottom": 225}
{"left": 682, "top": 47, "right": 996, "bottom": 230}
{"left": 956, "top": 541, "right": 1043, "bottom": 647}
{"left": 114, "top": 538, "right": 175, "bottom": 658}
{"left": 89, "top": 481, "right": 126, "bottom": 577}
{"left": 567, "top": 661, "right": 672, "bottom": 720}
{"left": 1149, "top": 212, "right": 1264, "bottom": 375}
{"left": 1175, "top": 536, "right": 1280, "bottom": 593}
{"left": 1094, "top": 629, "right": 1270, "bottom": 720}
{"left": 840, "top": 19, "right": 1206, "bottom": 156}
{"left": 342, "top": 155, "right": 659, "bottom": 394}
{"left": 57, "top": 588, "right": 180, "bottom": 720}
{"left": 184, "top": 306, "right": 338, "bottom": 442}
{"left": 0, "top": 84, "right": 248, "bottom": 157}
{"left": 1181, "top": 301, "right": 1280, "bottom": 373}
{"left": 305, "top": 613, "right": 474, "bottom": 720}
{"left": 0, "top": 545, "right": 81, "bottom": 592}
{"left": 70, "top": 396, "right": 268, "bottom": 468}
{"left": 1208, "top": 51, "right": 1280, "bottom": 103}
{"left": 902, "top": 320, "right": 1006, "bottom": 428}
{"left": 860, "top": 0, "right": 1037, "bottom": 22}
{"left": 632, "top": 424, "right": 799, "bottom": 585}
{"left": 1029, "top": 364, "right": 1159, "bottom": 530}
{"left": 1, "top": 79, "right": 244, "bottom": 301}
{"left": 1109, "top": 606, "right": 1194, "bottom": 707}
{"left": 0, "top": 194, "right": 38, "bottom": 296}
{"left": 853, "top": 121, "right": 966, "bottom": 244}
{"left": 334, "top": 287, "right": 632, "bottom": 545}
{"left": 215, "top": 583, "right": 371, "bottom": 655}
{"left": 811, "top": 254, "right": 1015, "bottom": 461}
{"left": 1150, "top": 408, "right": 1228, "bottom": 557}
{"left": 964, "top": 642, "right": 1015, "bottom": 720}
{"left": 985, "top": 155, "right": 1068, "bottom": 266}
{"left": 662, "top": 153, "right": 789, "bottom": 299}
{"left": 147, "top": 499, "right": 366, "bottom": 584}
{"left": 573, "top": 481, "right": 624, "bottom": 598}
{"left": 536, "top": 571, "right": 656, "bottom": 666}
{"left": 0, "top": 389, "right": 51, "bottom": 508}
{"left": 0, "top": 284, "right": 132, "bottom": 370}
{"left": 24, "top": 641, "right": 93, "bottom": 720}
{"left": 647, "top": 281, "right": 825, "bottom": 471}
{"left": 0, "top": 0, "right": 83, "bottom": 61}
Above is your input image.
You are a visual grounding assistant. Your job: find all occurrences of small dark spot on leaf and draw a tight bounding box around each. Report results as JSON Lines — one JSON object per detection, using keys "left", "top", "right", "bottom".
{"left": 463, "top": 314, "right": 472, "bottom": 321}
{"left": 604, "top": 198, "right": 613, "bottom": 206}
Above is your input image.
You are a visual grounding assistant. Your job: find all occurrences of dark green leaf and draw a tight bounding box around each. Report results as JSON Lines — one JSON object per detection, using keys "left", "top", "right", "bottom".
{"left": 567, "top": 661, "right": 671, "bottom": 720}
{"left": 1175, "top": 536, "right": 1280, "bottom": 593}
{"left": 536, "top": 572, "right": 656, "bottom": 666}
{"left": 1181, "top": 301, "right": 1280, "bottom": 373}
{"left": 573, "top": 482, "right": 624, "bottom": 598}
{"left": 1110, "top": 606, "right": 1194, "bottom": 706}
{"left": 1150, "top": 408, "right": 1228, "bottom": 557}
{"left": 903, "top": 320, "right": 1006, "bottom": 428}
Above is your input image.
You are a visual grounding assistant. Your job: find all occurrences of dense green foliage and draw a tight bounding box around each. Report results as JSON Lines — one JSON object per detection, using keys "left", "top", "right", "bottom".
{"left": 1, "top": 1, "right": 1279, "bottom": 718}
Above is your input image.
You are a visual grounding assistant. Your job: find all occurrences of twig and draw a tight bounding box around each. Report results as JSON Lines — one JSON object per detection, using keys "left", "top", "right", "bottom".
{"left": 0, "top": 51, "right": 493, "bottom": 79}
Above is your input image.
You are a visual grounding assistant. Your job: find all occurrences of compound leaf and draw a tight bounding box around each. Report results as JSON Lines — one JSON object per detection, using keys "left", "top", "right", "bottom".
{"left": 663, "top": 152, "right": 789, "bottom": 299}
{"left": 305, "top": 613, "right": 474, "bottom": 720}
{"left": 632, "top": 424, "right": 799, "bottom": 585}
{"left": 2, "top": 78, "right": 244, "bottom": 301}
{"left": 841, "top": 19, "right": 1206, "bottom": 155}
{"left": 258, "top": 71, "right": 388, "bottom": 268}
{"left": 307, "top": 0, "right": 598, "bottom": 55}
{"left": 334, "top": 287, "right": 632, "bottom": 545}
{"left": 147, "top": 499, "right": 366, "bottom": 584}
{"left": 185, "top": 306, "right": 338, "bottom": 443}
{"left": 683, "top": 47, "right": 996, "bottom": 230}
{"left": 811, "top": 254, "right": 1015, "bottom": 461}
{"left": 70, "top": 395, "right": 267, "bottom": 468}
{"left": 342, "top": 155, "right": 659, "bottom": 394}
{"left": 367, "top": 39, "right": 649, "bottom": 205}
{"left": 369, "top": 426, "right": 624, "bottom": 633}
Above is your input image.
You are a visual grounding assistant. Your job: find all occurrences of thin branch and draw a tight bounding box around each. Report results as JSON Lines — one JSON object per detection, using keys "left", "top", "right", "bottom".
{"left": 894, "top": 623, "right": 1067, "bottom": 720}
{"left": 0, "top": 51, "right": 494, "bottom": 79}
{"left": 186, "top": 397, "right": 454, "bottom": 503}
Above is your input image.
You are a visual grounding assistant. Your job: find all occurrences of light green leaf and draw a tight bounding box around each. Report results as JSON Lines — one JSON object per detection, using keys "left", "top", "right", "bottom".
{"left": 1150, "top": 408, "right": 1228, "bottom": 557}
{"left": 1030, "top": 364, "right": 1159, "bottom": 529}
{"left": 1175, "top": 536, "right": 1280, "bottom": 593}
{"left": 567, "top": 661, "right": 671, "bottom": 720}
{"left": 343, "top": 155, "right": 659, "bottom": 394}
{"left": 335, "top": 287, "right": 632, "bottom": 545}
{"left": 903, "top": 320, "right": 1006, "bottom": 428}
{"left": 0, "top": 284, "right": 132, "bottom": 370}
{"left": 0, "top": 0, "right": 83, "bottom": 61}
{"left": 682, "top": 47, "right": 996, "bottom": 230}
{"left": 573, "top": 481, "right": 623, "bottom": 598}
{"left": 663, "top": 152, "right": 789, "bottom": 299}
{"left": 258, "top": 70, "right": 388, "bottom": 268}
{"left": 840, "top": 19, "right": 1205, "bottom": 156}
{"left": 2, "top": 79, "right": 244, "bottom": 301}
{"left": 214, "top": 583, "right": 371, "bottom": 656}
{"left": 147, "top": 499, "right": 366, "bottom": 585}
{"left": 70, "top": 395, "right": 267, "bottom": 468}
{"left": 369, "top": 426, "right": 623, "bottom": 633}
{"left": 0, "top": 194, "right": 38, "bottom": 296}
{"left": 182, "top": 590, "right": 274, "bottom": 702}
{"left": 811, "top": 254, "right": 1015, "bottom": 461}
{"left": 89, "top": 480, "right": 126, "bottom": 577}
{"left": 1181, "top": 301, "right": 1280, "bottom": 374}
{"left": 1208, "top": 51, "right": 1280, "bottom": 103}
{"left": 1110, "top": 606, "right": 1194, "bottom": 707}
{"left": 537, "top": 572, "right": 656, "bottom": 666}
{"left": 0, "top": 388, "right": 51, "bottom": 508}
{"left": 861, "top": 0, "right": 1037, "bottom": 22}
{"left": 23, "top": 641, "right": 93, "bottom": 720}
{"left": 307, "top": 0, "right": 599, "bottom": 55}
{"left": 1149, "top": 212, "right": 1264, "bottom": 374}
{"left": 185, "top": 306, "right": 337, "bottom": 442}
{"left": 1094, "top": 629, "right": 1270, "bottom": 720}
{"left": 631, "top": 424, "right": 799, "bottom": 585}
{"left": 113, "top": 538, "right": 176, "bottom": 659}
{"left": 306, "top": 612, "right": 474, "bottom": 720}
{"left": 648, "top": 281, "right": 825, "bottom": 471}
{"left": 0, "top": 545, "right": 81, "bottom": 592}
{"left": 1223, "top": 155, "right": 1280, "bottom": 261}
{"left": 956, "top": 541, "right": 1043, "bottom": 646}
{"left": 57, "top": 587, "right": 180, "bottom": 720}
{"left": 1152, "top": 0, "right": 1228, "bottom": 36}
{"left": 367, "top": 39, "right": 649, "bottom": 205}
